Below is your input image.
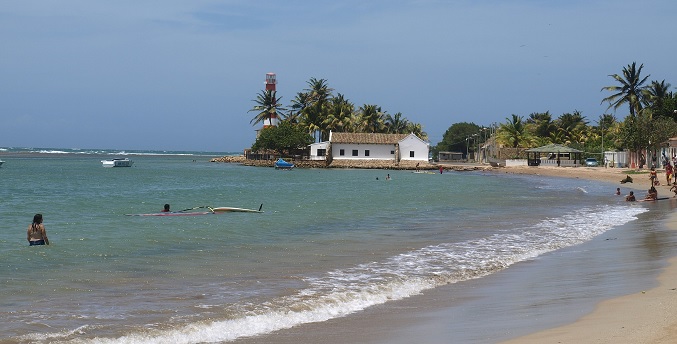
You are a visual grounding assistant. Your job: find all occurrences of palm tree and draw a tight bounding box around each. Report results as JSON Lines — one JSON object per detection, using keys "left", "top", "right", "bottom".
{"left": 601, "top": 62, "right": 650, "bottom": 117}
{"left": 345, "top": 112, "right": 366, "bottom": 132}
{"left": 556, "top": 110, "right": 588, "bottom": 143}
{"left": 527, "top": 111, "right": 556, "bottom": 138}
{"left": 286, "top": 92, "right": 311, "bottom": 124}
{"left": 384, "top": 112, "right": 409, "bottom": 134}
{"left": 323, "top": 93, "right": 354, "bottom": 134}
{"left": 496, "top": 114, "right": 534, "bottom": 148}
{"left": 248, "top": 90, "right": 286, "bottom": 126}
{"left": 643, "top": 80, "right": 672, "bottom": 117}
{"left": 302, "top": 78, "right": 334, "bottom": 141}
{"left": 359, "top": 104, "right": 385, "bottom": 133}
{"left": 405, "top": 122, "right": 428, "bottom": 141}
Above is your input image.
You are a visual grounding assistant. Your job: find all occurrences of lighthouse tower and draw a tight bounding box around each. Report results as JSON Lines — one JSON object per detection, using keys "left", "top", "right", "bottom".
{"left": 264, "top": 73, "right": 278, "bottom": 127}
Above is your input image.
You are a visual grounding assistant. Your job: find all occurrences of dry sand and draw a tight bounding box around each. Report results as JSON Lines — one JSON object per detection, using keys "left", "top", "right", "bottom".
{"left": 497, "top": 165, "right": 677, "bottom": 344}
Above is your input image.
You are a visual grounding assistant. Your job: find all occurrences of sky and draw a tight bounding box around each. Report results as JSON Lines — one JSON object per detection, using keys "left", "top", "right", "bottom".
{"left": 1, "top": 0, "right": 676, "bottom": 152}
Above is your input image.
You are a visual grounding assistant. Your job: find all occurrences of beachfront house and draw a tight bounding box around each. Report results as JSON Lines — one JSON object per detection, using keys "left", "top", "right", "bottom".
{"left": 325, "top": 132, "right": 429, "bottom": 163}
{"left": 438, "top": 151, "right": 464, "bottom": 162}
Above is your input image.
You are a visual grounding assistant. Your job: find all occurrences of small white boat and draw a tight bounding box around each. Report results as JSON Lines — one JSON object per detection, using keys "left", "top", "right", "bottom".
{"left": 101, "top": 158, "right": 133, "bottom": 168}
{"left": 0, "top": 160, "right": 4, "bottom": 167}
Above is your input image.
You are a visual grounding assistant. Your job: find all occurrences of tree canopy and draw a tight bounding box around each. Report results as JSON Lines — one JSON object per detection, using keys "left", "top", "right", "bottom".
{"left": 251, "top": 121, "right": 314, "bottom": 156}
{"left": 249, "top": 77, "right": 428, "bottom": 148}
{"left": 433, "top": 62, "right": 677, "bottom": 160}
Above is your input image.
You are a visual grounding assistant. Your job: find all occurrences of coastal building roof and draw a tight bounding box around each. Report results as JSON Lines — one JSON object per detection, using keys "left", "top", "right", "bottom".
{"left": 525, "top": 144, "right": 583, "bottom": 153}
{"left": 329, "top": 132, "right": 410, "bottom": 144}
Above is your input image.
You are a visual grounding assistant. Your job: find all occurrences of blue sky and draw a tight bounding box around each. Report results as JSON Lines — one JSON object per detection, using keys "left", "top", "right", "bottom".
{"left": 1, "top": 0, "right": 675, "bottom": 152}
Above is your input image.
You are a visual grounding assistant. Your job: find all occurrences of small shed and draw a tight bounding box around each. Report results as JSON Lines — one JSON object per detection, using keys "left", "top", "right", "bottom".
{"left": 438, "top": 151, "right": 464, "bottom": 162}
{"left": 525, "top": 144, "right": 583, "bottom": 167}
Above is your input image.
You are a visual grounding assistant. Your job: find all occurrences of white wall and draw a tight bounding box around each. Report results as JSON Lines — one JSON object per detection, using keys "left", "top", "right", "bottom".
{"left": 331, "top": 143, "right": 396, "bottom": 160}
{"left": 309, "top": 142, "right": 329, "bottom": 160}
{"left": 506, "top": 159, "right": 528, "bottom": 167}
{"left": 398, "top": 134, "right": 429, "bottom": 161}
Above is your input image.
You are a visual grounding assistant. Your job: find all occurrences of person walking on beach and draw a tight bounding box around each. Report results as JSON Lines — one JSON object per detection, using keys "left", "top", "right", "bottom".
{"left": 650, "top": 168, "right": 658, "bottom": 186}
{"left": 27, "top": 213, "right": 49, "bottom": 246}
{"left": 666, "top": 163, "right": 673, "bottom": 185}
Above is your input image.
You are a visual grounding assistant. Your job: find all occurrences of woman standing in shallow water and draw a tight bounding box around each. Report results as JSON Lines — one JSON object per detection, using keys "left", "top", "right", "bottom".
{"left": 27, "top": 214, "right": 49, "bottom": 246}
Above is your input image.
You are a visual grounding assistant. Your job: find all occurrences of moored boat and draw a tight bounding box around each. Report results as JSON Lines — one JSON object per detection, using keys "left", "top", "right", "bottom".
{"left": 101, "top": 158, "right": 133, "bottom": 167}
{"left": 274, "top": 158, "right": 294, "bottom": 170}
{"left": 0, "top": 160, "right": 4, "bottom": 167}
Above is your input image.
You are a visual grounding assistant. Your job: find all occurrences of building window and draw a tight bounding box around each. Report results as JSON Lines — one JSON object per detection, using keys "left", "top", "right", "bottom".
{"left": 391, "top": 150, "right": 395, "bottom": 155}
{"left": 352, "top": 150, "right": 358, "bottom": 156}
{"left": 317, "top": 149, "right": 326, "bottom": 157}
{"left": 365, "top": 150, "right": 370, "bottom": 157}
{"left": 340, "top": 149, "right": 345, "bottom": 156}
{"left": 410, "top": 151, "right": 415, "bottom": 158}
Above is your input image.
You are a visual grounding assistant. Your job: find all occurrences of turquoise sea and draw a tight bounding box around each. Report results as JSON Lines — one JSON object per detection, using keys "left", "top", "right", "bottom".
{"left": 1, "top": 147, "right": 677, "bottom": 343}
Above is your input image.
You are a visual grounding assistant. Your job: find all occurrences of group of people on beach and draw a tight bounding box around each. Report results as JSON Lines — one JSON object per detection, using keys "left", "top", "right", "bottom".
{"left": 621, "top": 155, "right": 677, "bottom": 202}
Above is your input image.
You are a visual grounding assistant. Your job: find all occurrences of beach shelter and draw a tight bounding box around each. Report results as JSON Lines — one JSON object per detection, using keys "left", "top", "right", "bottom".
{"left": 525, "top": 144, "right": 584, "bottom": 167}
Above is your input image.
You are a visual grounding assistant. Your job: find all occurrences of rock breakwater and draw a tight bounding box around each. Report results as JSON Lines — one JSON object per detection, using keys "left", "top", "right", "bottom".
{"left": 210, "top": 156, "right": 493, "bottom": 171}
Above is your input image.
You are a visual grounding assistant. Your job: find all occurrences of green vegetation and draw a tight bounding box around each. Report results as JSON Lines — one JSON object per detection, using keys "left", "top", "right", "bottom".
{"left": 249, "top": 78, "right": 427, "bottom": 153}
{"left": 248, "top": 62, "right": 676, "bottom": 160}
{"left": 251, "top": 121, "right": 314, "bottom": 156}
{"left": 435, "top": 62, "right": 677, "bottom": 159}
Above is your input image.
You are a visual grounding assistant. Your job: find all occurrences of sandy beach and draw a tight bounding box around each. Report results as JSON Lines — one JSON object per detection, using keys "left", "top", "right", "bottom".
{"left": 497, "top": 165, "right": 677, "bottom": 344}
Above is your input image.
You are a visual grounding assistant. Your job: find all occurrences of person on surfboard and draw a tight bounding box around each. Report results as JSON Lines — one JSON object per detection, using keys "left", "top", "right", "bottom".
{"left": 162, "top": 204, "right": 171, "bottom": 212}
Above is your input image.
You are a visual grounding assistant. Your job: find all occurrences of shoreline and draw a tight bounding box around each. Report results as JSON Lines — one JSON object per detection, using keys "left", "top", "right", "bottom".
{"left": 215, "top": 159, "right": 677, "bottom": 343}
{"left": 232, "top": 164, "right": 677, "bottom": 344}
{"left": 497, "top": 165, "right": 677, "bottom": 343}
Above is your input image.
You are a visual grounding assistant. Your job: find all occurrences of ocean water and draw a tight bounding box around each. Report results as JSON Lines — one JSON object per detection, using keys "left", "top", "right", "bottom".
{"left": 0, "top": 150, "right": 670, "bottom": 343}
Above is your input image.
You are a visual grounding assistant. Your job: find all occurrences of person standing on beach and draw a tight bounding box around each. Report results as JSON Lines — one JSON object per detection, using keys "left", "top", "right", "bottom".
{"left": 27, "top": 214, "right": 49, "bottom": 246}
{"left": 665, "top": 163, "right": 673, "bottom": 185}
{"left": 650, "top": 168, "right": 658, "bottom": 186}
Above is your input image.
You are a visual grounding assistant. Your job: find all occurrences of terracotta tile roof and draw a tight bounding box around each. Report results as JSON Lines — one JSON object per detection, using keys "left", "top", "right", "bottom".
{"left": 330, "top": 132, "right": 409, "bottom": 144}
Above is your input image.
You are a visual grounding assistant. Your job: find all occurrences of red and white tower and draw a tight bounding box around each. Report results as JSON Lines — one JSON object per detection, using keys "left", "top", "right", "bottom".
{"left": 263, "top": 73, "right": 278, "bottom": 127}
